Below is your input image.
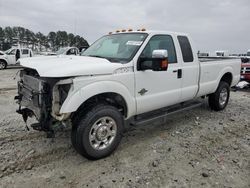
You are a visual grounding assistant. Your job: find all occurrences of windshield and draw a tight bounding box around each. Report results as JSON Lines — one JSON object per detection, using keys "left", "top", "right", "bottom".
{"left": 56, "top": 48, "right": 67, "bottom": 55}
{"left": 5, "top": 49, "right": 12, "bottom": 54}
{"left": 82, "top": 33, "right": 148, "bottom": 63}
{"left": 247, "top": 52, "right": 250, "bottom": 56}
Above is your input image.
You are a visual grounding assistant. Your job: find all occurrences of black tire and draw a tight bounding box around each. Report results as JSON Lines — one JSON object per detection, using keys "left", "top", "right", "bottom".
{"left": 71, "top": 124, "right": 78, "bottom": 152}
{"left": 73, "top": 104, "right": 124, "bottom": 160}
{"left": 0, "top": 60, "right": 7, "bottom": 70}
{"left": 71, "top": 104, "right": 95, "bottom": 153}
{"left": 208, "top": 81, "right": 230, "bottom": 111}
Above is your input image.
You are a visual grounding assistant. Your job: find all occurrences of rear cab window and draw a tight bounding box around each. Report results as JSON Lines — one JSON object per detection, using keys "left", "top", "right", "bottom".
{"left": 22, "top": 49, "right": 29, "bottom": 55}
{"left": 177, "top": 36, "right": 194, "bottom": 63}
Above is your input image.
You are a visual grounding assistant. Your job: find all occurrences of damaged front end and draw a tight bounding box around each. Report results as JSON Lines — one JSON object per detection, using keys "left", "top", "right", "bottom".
{"left": 15, "top": 68, "right": 72, "bottom": 136}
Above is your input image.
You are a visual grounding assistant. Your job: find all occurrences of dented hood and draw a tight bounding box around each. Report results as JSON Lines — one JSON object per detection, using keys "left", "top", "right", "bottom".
{"left": 20, "top": 55, "right": 123, "bottom": 77}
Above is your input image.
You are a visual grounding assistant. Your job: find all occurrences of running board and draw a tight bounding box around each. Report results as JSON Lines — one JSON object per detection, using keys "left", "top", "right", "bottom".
{"left": 132, "top": 101, "right": 202, "bottom": 126}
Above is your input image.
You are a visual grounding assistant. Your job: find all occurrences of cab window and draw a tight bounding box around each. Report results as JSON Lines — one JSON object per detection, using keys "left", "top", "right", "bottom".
{"left": 177, "top": 36, "right": 194, "bottom": 62}
{"left": 67, "top": 48, "right": 76, "bottom": 55}
{"left": 9, "top": 49, "right": 16, "bottom": 55}
{"left": 140, "top": 35, "right": 177, "bottom": 64}
{"left": 22, "top": 49, "right": 29, "bottom": 55}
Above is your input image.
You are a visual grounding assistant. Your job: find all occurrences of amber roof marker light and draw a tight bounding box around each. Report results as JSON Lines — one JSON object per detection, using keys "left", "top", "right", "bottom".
{"left": 111, "top": 28, "right": 145, "bottom": 33}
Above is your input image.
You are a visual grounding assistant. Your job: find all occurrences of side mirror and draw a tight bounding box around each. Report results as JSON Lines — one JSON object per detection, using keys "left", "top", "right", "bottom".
{"left": 138, "top": 49, "right": 169, "bottom": 71}
{"left": 152, "top": 49, "right": 168, "bottom": 59}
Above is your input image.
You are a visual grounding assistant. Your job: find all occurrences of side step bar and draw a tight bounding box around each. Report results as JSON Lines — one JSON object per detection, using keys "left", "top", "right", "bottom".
{"left": 131, "top": 101, "right": 202, "bottom": 126}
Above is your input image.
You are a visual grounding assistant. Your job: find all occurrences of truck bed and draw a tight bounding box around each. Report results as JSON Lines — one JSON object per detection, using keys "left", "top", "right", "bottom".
{"left": 197, "top": 57, "right": 241, "bottom": 97}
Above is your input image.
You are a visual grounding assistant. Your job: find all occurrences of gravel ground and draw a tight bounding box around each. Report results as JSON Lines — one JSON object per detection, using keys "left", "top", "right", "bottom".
{"left": 0, "top": 68, "right": 249, "bottom": 188}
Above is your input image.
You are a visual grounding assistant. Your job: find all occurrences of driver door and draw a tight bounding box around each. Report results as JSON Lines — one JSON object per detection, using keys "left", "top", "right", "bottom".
{"left": 6, "top": 49, "right": 16, "bottom": 65}
{"left": 135, "top": 35, "right": 182, "bottom": 115}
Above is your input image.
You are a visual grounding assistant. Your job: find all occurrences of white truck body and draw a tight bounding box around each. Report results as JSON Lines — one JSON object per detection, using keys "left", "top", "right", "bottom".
{"left": 16, "top": 30, "right": 241, "bottom": 159}
{"left": 0, "top": 48, "right": 33, "bottom": 69}
{"left": 19, "top": 31, "right": 240, "bottom": 117}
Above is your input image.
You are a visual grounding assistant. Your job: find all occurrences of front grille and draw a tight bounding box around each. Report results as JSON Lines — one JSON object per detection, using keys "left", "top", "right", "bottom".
{"left": 241, "top": 67, "right": 250, "bottom": 74}
{"left": 18, "top": 73, "right": 50, "bottom": 120}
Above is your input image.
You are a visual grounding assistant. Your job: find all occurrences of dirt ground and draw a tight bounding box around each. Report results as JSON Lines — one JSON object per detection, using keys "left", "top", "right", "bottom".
{"left": 0, "top": 68, "right": 249, "bottom": 188}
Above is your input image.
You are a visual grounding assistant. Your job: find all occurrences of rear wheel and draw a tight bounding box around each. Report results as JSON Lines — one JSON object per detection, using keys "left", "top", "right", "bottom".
{"left": 72, "top": 104, "right": 124, "bottom": 160}
{"left": 0, "top": 60, "right": 7, "bottom": 70}
{"left": 208, "top": 81, "right": 230, "bottom": 111}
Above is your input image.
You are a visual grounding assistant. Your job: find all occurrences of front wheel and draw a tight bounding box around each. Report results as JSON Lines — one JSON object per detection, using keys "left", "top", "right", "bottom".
{"left": 0, "top": 60, "right": 7, "bottom": 70}
{"left": 208, "top": 81, "right": 230, "bottom": 111}
{"left": 72, "top": 104, "right": 124, "bottom": 160}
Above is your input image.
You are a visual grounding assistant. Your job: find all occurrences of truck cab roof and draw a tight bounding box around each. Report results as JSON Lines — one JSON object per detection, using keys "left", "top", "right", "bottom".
{"left": 110, "top": 30, "right": 189, "bottom": 37}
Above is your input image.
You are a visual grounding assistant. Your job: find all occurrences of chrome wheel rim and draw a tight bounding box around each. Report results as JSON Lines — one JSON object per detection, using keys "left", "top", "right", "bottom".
{"left": 89, "top": 116, "right": 117, "bottom": 150}
{"left": 219, "top": 88, "right": 228, "bottom": 106}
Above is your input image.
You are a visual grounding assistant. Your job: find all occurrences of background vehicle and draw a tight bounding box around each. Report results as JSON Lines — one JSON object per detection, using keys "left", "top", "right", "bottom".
{"left": 215, "top": 50, "right": 229, "bottom": 57}
{"left": 241, "top": 50, "right": 250, "bottom": 63}
{"left": 247, "top": 50, "right": 250, "bottom": 57}
{"left": 240, "top": 50, "right": 250, "bottom": 81}
{"left": 79, "top": 44, "right": 90, "bottom": 53}
{"left": 241, "top": 63, "right": 250, "bottom": 81}
{"left": 0, "top": 48, "right": 33, "bottom": 70}
{"left": 55, "top": 47, "right": 79, "bottom": 56}
{"left": 15, "top": 30, "right": 241, "bottom": 160}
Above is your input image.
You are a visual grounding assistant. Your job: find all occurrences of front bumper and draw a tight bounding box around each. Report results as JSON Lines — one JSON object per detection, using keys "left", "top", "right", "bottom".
{"left": 240, "top": 74, "right": 250, "bottom": 81}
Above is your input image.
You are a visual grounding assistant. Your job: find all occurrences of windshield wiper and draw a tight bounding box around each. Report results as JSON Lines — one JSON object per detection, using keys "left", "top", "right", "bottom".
{"left": 87, "top": 55, "right": 125, "bottom": 63}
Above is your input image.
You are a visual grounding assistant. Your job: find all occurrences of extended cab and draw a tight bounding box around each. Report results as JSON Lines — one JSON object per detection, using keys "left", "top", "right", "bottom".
{"left": 0, "top": 48, "right": 33, "bottom": 70}
{"left": 15, "top": 30, "right": 241, "bottom": 160}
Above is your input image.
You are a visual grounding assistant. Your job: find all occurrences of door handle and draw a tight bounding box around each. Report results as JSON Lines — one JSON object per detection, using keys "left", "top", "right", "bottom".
{"left": 173, "top": 69, "right": 182, "bottom": 78}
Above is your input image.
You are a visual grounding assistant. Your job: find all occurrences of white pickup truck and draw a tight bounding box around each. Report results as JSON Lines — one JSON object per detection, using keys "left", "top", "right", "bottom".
{"left": 15, "top": 30, "right": 241, "bottom": 160}
{"left": 0, "top": 48, "right": 33, "bottom": 69}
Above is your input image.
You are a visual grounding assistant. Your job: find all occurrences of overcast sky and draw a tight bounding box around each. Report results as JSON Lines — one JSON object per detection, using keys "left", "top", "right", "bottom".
{"left": 0, "top": 0, "right": 249, "bottom": 53}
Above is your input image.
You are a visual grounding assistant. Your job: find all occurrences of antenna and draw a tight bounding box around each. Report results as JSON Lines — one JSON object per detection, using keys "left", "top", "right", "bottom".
{"left": 74, "top": 11, "right": 77, "bottom": 35}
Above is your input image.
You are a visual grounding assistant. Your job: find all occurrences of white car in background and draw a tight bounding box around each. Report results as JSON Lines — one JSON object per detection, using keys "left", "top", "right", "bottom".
{"left": 55, "top": 47, "right": 79, "bottom": 56}
{"left": 0, "top": 48, "right": 33, "bottom": 70}
{"left": 38, "top": 47, "right": 80, "bottom": 57}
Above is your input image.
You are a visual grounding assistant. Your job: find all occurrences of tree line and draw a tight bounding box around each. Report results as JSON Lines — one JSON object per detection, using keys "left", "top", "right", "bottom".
{"left": 0, "top": 26, "right": 89, "bottom": 51}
